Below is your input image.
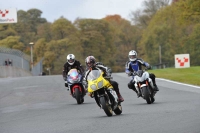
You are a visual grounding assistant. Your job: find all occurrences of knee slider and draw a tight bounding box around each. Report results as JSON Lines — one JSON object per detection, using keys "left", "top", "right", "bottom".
{"left": 128, "top": 82, "right": 134, "bottom": 89}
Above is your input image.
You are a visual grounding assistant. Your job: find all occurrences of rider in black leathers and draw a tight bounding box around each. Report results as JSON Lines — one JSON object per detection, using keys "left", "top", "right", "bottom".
{"left": 125, "top": 50, "right": 159, "bottom": 97}
{"left": 62, "top": 54, "right": 84, "bottom": 87}
{"left": 84, "top": 56, "right": 124, "bottom": 102}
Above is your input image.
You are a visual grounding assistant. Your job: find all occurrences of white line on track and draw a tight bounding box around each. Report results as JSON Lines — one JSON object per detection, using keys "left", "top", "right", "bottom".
{"left": 157, "top": 78, "right": 200, "bottom": 89}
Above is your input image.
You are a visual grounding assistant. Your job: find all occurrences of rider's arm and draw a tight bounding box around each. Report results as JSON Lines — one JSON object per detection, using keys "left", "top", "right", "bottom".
{"left": 137, "top": 59, "right": 150, "bottom": 69}
{"left": 125, "top": 61, "right": 133, "bottom": 74}
{"left": 62, "top": 63, "right": 68, "bottom": 80}
{"left": 125, "top": 61, "right": 136, "bottom": 76}
{"left": 76, "top": 61, "right": 84, "bottom": 74}
{"left": 96, "top": 62, "right": 107, "bottom": 71}
{"left": 96, "top": 62, "right": 111, "bottom": 76}
{"left": 83, "top": 69, "right": 90, "bottom": 82}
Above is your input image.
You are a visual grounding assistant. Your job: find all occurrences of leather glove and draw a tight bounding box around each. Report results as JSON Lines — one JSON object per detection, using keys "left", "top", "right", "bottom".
{"left": 88, "top": 92, "right": 94, "bottom": 98}
{"left": 106, "top": 72, "right": 111, "bottom": 77}
{"left": 128, "top": 72, "right": 133, "bottom": 76}
{"left": 132, "top": 71, "right": 137, "bottom": 76}
{"left": 148, "top": 65, "right": 152, "bottom": 70}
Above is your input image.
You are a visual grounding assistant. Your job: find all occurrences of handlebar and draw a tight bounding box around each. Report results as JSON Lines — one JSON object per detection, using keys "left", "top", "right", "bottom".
{"left": 129, "top": 69, "right": 147, "bottom": 77}
{"left": 104, "top": 76, "right": 113, "bottom": 79}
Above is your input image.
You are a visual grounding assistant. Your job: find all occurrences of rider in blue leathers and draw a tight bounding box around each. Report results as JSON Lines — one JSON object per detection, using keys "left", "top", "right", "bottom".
{"left": 125, "top": 50, "right": 159, "bottom": 97}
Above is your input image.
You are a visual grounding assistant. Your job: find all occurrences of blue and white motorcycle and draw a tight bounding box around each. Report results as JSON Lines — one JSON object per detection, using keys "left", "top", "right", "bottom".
{"left": 132, "top": 70, "right": 156, "bottom": 104}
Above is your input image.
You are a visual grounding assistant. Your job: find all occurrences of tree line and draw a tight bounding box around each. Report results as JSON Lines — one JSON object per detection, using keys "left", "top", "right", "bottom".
{"left": 0, "top": 0, "right": 199, "bottom": 74}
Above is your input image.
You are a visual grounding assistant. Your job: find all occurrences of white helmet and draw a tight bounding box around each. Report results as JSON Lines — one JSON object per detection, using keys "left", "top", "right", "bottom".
{"left": 67, "top": 54, "right": 75, "bottom": 65}
{"left": 128, "top": 50, "right": 137, "bottom": 61}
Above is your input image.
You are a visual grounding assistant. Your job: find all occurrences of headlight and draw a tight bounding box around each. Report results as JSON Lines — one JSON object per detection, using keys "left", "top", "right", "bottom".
{"left": 90, "top": 84, "right": 97, "bottom": 91}
{"left": 90, "top": 80, "right": 103, "bottom": 91}
{"left": 97, "top": 80, "right": 103, "bottom": 88}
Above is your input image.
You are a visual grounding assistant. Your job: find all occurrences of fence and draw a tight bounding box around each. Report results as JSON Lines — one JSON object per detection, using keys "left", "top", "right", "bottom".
{"left": 31, "top": 58, "right": 43, "bottom": 76}
{"left": 0, "top": 47, "right": 30, "bottom": 71}
{"left": 0, "top": 47, "right": 43, "bottom": 77}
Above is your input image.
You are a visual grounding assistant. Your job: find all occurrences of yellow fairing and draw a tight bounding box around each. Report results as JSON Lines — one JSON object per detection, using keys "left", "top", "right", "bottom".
{"left": 87, "top": 72, "right": 113, "bottom": 93}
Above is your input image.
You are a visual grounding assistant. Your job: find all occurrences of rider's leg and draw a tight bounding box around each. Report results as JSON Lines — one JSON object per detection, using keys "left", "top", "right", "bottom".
{"left": 110, "top": 80, "right": 124, "bottom": 102}
{"left": 149, "top": 73, "right": 159, "bottom": 91}
{"left": 128, "top": 80, "right": 141, "bottom": 97}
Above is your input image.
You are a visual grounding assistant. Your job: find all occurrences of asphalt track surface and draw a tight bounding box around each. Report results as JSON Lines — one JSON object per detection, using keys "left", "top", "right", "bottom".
{"left": 0, "top": 73, "right": 200, "bottom": 133}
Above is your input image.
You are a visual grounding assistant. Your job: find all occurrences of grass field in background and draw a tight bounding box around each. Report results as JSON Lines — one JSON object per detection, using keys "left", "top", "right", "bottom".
{"left": 148, "top": 66, "right": 200, "bottom": 86}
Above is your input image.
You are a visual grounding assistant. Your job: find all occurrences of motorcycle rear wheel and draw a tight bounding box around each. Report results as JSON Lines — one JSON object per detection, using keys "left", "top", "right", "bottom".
{"left": 100, "top": 97, "right": 113, "bottom": 117}
{"left": 150, "top": 90, "right": 156, "bottom": 103}
{"left": 151, "top": 96, "right": 155, "bottom": 103}
{"left": 114, "top": 105, "right": 122, "bottom": 115}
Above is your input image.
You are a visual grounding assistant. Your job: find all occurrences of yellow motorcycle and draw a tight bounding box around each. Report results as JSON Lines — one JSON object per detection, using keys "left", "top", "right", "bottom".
{"left": 87, "top": 68, "right": 122, "bottom": 117}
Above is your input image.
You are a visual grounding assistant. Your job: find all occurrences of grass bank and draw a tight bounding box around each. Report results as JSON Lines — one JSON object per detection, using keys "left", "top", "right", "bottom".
{"left": 148, "top": 66, "right": 200, "bottom": 86}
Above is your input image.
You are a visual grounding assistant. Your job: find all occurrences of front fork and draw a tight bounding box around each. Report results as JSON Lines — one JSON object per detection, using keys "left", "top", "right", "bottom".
{"left": 134, "top": 78, "right": 155, "bottom": 95}
{"left": 135, "top": 78, "right": 155, "bottom": 91}
{"left": 108, "top": 89, "right": 118, "bottom": 103}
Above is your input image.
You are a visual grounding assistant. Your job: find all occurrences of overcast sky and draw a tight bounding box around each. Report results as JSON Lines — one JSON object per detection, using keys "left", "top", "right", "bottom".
{"left": 1, "top": 0, "right": 145, "bottom": 22}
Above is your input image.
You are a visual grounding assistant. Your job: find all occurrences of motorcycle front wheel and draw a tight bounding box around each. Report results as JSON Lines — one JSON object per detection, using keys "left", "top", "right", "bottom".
{"left": 100, "top": 96, "right": 113, "bottom": 117}
{"left": 142, "top": 87, "right": 151, "bottom": 104}
{"left": 75, "top": 88, "right": 82, "bottom": 104}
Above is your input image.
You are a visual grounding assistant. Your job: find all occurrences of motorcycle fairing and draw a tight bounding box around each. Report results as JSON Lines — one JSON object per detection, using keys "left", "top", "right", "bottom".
{"left": 67, "top": 69, "right": 85, "bottom": 97}
{"left": 87, "top": 69, "right": 113, "bottom": 93}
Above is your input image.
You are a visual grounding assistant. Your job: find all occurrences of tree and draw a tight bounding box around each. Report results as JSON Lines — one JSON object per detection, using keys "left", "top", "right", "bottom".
{"left": 0, "top": 24, "right": 17, "bottom": 40}
{"left": 130, "top": 0, "right": 170, "bottom": 28}
{"left": 0, "top": 36, "right": 25, "bottom": 51}
{"left": 51, "top": 18, "right": 76, "bottom": 40}
{"left": 74, "top": 19, "right": 115, "bottom": 66}
{"left": 185, "top": 24, "right": 200, "bottom": 65}
{"left": 104, "top": 15, "right": 142, "bottom": 71}
{"left": 174, "top": 0, "right": 200, "bottom": 24}
{"left": 34, "top": 38, "right": 47, "bottom": 62}
{"left": 37, "top": 23, "right": 52, "bottom": 42}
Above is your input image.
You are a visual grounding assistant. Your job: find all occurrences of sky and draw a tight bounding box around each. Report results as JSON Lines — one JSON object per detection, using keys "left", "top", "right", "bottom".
{"left": 1, "top": 0, "right": 145, "bottom": 23}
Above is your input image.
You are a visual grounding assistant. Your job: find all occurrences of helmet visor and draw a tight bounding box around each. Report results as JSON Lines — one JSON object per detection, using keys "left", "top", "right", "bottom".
{"left": 87, "top": 62, "right": 94, "bottom": 67}
{"left": 68, "top": 59, "right": 74, "bottom": 63}
{"left": 129, "top": 55, "right": 136, "bottom": 59}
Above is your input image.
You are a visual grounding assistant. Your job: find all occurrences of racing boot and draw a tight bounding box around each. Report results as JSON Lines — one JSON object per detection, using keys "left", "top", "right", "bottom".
{"left": 154, "top": 84, "right": 159, "bottom": 91}
{"left": 115, "top": 89, "right": 124, "bottom": 102}
{"left": 151, "top": 80, "right": 159, "bottom": 91}
{"left": 149, "top": 78, "right": 159, "bottom": 91}
{"left": 151, "top": 76, "right": 159, "bottom": 91}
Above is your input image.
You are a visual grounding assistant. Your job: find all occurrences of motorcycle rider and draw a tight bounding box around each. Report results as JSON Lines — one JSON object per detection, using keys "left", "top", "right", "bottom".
{"left": 62, "top": 54, "right": 84, "bottom": 88}
{"left": 84, "top": 56, "right": 124, "bottom": 102}
{"left": 125, "top": 50, "right": 159, "bottom": 97}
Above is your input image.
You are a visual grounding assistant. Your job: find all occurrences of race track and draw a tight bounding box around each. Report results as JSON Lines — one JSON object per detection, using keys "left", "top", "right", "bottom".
{"left": 0, "top": 73, "right": 200, "bottom": 133}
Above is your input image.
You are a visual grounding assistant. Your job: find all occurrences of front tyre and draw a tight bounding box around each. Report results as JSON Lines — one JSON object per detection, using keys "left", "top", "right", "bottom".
{"left": 143, "top": 87, "right": 151, "bottom": 104}
{"left": 75, "top": 88, "right": 82, "bottom": 104}
{"left": 100, "top": 96, "right": 113, "bottom": 117}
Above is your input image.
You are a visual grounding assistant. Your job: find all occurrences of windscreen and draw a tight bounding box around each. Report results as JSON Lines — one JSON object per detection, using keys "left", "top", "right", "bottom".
{"left": 87, "top": 70, "right": 101, "bottom": 81}
{"left": 68, "top": 69, "right": 78, "bottom": 77}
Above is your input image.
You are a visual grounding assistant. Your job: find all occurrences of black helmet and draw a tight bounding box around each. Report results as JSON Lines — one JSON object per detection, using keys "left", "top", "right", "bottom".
{"left": 85, "top": 56, "right": 96, "bottom": 68}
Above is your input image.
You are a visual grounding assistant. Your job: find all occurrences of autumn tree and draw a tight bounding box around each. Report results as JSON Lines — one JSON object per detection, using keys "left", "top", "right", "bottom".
{"left": 103, "top": 15, "right": 142, "bottom": 71}
{"left": 74, "top": 18, "right": 115, "bottom": 67}
{"left": 130, "top": 0, "right": 170, "bottom": 28}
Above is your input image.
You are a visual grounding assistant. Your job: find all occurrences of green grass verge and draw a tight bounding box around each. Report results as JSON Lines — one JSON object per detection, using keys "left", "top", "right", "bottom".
{"left": 148, "top": 66, "right": 200, "bottom": 86}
